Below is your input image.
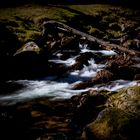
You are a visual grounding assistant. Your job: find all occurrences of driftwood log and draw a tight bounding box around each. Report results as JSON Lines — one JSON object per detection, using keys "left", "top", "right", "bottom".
{"left": 43, "top": 20, "right": 140, "bottom": 56}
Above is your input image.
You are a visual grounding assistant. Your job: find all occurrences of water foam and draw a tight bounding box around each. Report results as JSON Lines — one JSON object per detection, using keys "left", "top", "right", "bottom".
{"left": 0, "top": 43, "right": 138, "bottom": 105}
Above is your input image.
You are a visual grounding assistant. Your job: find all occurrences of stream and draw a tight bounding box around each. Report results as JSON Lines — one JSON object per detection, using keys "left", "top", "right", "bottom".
{"left": 0, "top": 43, "right": 138, "bottom": 105}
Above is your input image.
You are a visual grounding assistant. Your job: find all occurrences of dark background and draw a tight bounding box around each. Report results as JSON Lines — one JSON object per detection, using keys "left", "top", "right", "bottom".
{"left": 0, "top": 0, "right": 139, "bottom": 9}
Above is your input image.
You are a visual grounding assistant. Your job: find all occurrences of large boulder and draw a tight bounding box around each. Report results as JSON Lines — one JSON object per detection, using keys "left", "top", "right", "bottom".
{"left": 82, "top": 108, "right": 140, "bottom": 140}
{"left": 82, "top": 86, "right": 140, "bottom": 140}
{"left": 12, "top": 41, "right": 48, "bottom": 79}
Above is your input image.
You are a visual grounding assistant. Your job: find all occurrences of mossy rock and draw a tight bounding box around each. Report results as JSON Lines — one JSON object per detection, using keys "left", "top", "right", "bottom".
{"left": 82, "top": 108, "right": 140, "bottom": 140}
{"left": 106, "top": 86, "right": 140, "bottom": 114}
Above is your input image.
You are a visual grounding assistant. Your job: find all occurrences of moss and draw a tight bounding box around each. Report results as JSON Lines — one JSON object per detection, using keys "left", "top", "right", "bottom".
{"left": 106, "top": 29, "right": 125, "bottom": 38}
{"left": 25, "top": 30, "right": 41, "bottom": 42}
{"left": 0, "top": 4, "right": 139, "bottom": 44}
{"left": 103, "top": 109, "right": 130, "bottom": 129}
{"left": 0, "top": 4, "right": 79, "bottom": 43}
{"left": 85, "top": 108, "right": 137, "bottom": 140}
{"left": 87, "top": 25, "right": 104, "bottom": 38}
{"left": 84, "top": 86, "right": 140, "bottom": 140}
{"left": 89, "top": 120, "right": 113, "bottom": 139}
{"left": 106, "top": 86, "right": 140, "bottom": 114}
{"left": 108, "top": 86, "right": 140, "bottom": 102}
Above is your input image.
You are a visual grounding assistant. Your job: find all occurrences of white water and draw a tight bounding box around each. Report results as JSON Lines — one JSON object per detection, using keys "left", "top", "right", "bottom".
{"left": 0, "top": 79, "right": 138, "bottom": 105}
{"left": 93, "top": 80, "right": 138, "bottom": 91}
{"left": 0, "top": 44, "right": 138, "bottom": 105}
{"left": 79, "top": 43, "right": 117, "bottom": 56}
{"left": 48, "top": 57, "right": 76, "bottom": 66}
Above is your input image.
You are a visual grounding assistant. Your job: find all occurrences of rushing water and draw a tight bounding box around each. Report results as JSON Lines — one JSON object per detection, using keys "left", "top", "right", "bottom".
{"left": 0, "top": 44, "right": 138, "bottom": 105}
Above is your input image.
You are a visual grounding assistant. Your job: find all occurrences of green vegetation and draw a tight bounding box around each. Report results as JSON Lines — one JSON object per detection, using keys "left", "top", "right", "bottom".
{"left": 0, "top": 4, "right": 78, "bottom": 43}
{"left": 0, "top": 4, "right": 139, "bottom": 47}
{"left": 87, "top": 108, "right": 133, "bottom": 140}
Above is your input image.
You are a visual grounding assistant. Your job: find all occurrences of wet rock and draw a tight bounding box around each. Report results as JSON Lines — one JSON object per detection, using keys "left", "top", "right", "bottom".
{"left": 106, "top": 54, "right": 137, "bottom": 80}
{"left": 73, "top": 70, "right": 114, "bottom": 89}
{"left": 70, "top": 52, "right": 96, "bottom": 70}
{"left": 73, "top": 80, "right": 93, "bottom": 90}
{"left": 92, "top": 69, "right": 114, "bottom": 83}
{"left": 70, "top": 91, "right": 108, "bottom": 128}
{"left": 106, "top": 54, "right": 133, "bottom": 69}
{"left": 123, "top": 39, "right": 140, "bottom": 51}
{"left": 61, "top": 36, "right": 79, "bottom": 51}
{"left": 47, "top": 40, "right": 61, "bottom": 54}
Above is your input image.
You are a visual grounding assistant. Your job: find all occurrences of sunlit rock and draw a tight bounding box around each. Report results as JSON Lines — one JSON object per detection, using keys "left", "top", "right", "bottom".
{"left": 14, "top": 41, "right": 41, "bottom": 56}
{"left": 12, "top": 41, "right": 48, "bottom": 79}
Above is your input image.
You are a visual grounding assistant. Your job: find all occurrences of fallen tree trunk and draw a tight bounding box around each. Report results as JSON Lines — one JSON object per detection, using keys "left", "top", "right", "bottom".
{"left": 43, "top": 20, "right": 140, "bottom": 56}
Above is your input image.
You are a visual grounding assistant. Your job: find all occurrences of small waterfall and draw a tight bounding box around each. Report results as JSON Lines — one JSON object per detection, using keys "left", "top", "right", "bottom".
{"left": 0, "top": 43, "right": 138, "bottom": 105}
